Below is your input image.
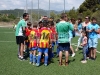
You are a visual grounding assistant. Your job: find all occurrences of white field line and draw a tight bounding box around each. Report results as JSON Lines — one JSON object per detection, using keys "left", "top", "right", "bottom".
{"left": 96, "top": 51, "right": 100, "bottom": 53}
{"left": 72, "top": 43, "right": 100, "bottom": 54}
{"left": 0, "top": 32, "right": 14, "bottom": 33}
{"left": 0, "top": 25, "right": 13, "bottom": 27}
{"left": 0, "top": 41, "right": 15, "bottom": 42}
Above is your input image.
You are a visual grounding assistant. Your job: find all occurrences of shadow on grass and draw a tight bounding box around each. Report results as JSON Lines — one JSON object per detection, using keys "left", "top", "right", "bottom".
{"left": 69, "top": 59, "right": 75, "bottom": 64}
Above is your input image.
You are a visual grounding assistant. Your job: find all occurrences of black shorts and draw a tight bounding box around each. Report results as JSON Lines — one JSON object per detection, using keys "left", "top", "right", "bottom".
{"left": 25, "top": 36, "right": 28, "bottom": 40}
{"left": 16, "top": 36, "right": 24, "bottom": 44}
{"left": 58, "top": 43, "right": 70, "bottom": 51}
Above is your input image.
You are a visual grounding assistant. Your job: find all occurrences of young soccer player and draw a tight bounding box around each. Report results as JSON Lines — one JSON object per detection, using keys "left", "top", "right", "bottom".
{"left": 24, "top": 22, "right": 32, "bottom": 53}
{"left": 38, "top": 21, "right": 43, "bottom": 30}
{"left": 29, "top": 22, "right": 38, "bottom": 65}
{"left": 25, "top": 22, "right": 32, "bottom": 40}
{"left": 81, "top": 31, "right": 88, "bottom": 63}
{"left": 36, "top": 20, "right": 52, "bottom": 66}
{"left": 38, "top": 21, "right": 44, "bottom": 62}
{"left": 49, "top": 21, "right": 56, "bottom": 51}
{"left": 48, "top": 21, "right": 56, "bottom": 61}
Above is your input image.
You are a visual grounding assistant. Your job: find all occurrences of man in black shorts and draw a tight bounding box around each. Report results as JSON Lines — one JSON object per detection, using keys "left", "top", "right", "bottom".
{"left": 56, "top": 13, "right": 74, "bottom": 66}
{"left": 15, "top": 13, "right": 29, "bottom": 60}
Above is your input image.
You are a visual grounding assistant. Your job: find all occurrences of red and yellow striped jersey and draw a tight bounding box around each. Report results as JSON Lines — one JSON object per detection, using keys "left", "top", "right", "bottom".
{"left": 25, "top": 27, "right": 32, "bottom": 36}
{"left": 25, "top": 27, "right": 32, "bottom": 42}
{"left": 38, "top": 27, "right": 51, "bottom": 48}
{"left": 50, "top": 27, "right": 56, "bottom": 41}
{"left": 29, "top": 28, "right": 38, "bottom": 48}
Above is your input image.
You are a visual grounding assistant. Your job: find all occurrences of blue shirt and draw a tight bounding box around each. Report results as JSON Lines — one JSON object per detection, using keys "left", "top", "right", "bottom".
{"left": 87, "top": 23, "right": 100, "bottom": 38}
{"left": 69, "top": 23, "right": 74, "bottom": 38}
{"left": 78, "top": 23, "right": 82, "bottom": 31}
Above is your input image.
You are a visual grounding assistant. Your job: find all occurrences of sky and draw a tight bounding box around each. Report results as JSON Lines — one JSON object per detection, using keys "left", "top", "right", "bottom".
{"left": 0, "top": 0, "right": 85, "bottom": 11}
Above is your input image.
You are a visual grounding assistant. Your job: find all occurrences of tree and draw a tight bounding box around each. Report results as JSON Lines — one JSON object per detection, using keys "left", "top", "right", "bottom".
{"left": 50, "top": 12, "right": 56, "bottom": 19}
{"left": 83, "top": 9, "right": 92, "bottom": 18}
{"left": 8, "top": 14, "right": 16, "bottom": 19}
{"left": 31, "top": 12, "right": 41, "bottom": 21}
{"left": 78, "top": 0, "right": 100, "bottom": 13}
{"left": 92, "top": 10, "right": 100, "bottom": 25}
{"left": 67, "top": 7, "right": 78, "bottom": 19}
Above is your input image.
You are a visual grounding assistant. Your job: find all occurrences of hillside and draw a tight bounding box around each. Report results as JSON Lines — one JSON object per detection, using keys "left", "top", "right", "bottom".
{"left": 0, "top": 9, "right": 69, "bottom": 17}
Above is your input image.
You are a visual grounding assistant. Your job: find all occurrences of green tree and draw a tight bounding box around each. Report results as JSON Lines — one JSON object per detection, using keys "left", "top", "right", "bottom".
{"left": 78, "top": 0, "right": 100, "bottom": 13}
{"left": 67, "top": 7, "right": 78, "bottom": 19}
{"left": 31, "top": 12, "right": 41, "bottom": 21}
{"left": 50, "top": 12, "right": 56, "bottom": 20}
{"left": 92, "top": 10, "right": 100, "bottom": 25}
{"left": 8, "top": 14, "right": 16, "bottom": 19}
{"left": 83, "top": 9, "right": 93, "bottom": 18}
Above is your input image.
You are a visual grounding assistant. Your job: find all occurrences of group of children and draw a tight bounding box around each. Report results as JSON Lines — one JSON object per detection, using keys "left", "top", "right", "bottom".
{"left": 24, "top": 20, "right": 57, "bottom": 66}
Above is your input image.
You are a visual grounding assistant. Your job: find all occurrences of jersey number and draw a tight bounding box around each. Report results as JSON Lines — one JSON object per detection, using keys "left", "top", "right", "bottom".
{"left": 42, "top": 32, "right": 49, "bottom": 40}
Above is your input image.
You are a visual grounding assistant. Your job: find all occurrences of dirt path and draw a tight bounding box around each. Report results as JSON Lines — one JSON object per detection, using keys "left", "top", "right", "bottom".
{"left": 0, "top": 22, "right": 13, "bottom": 28}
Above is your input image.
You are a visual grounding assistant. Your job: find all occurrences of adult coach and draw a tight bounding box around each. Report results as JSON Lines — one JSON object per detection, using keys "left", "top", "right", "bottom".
{"left": 56, "top": 13, "right": 74, "bottom": 66}
{"left": 15, "top": 13, "right": 29, "bottom": 60}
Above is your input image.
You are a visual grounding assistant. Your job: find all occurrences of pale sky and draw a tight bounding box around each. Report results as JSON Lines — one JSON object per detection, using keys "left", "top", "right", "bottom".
{"left": 0, "top": 0, "right": 85, "bottom": 11}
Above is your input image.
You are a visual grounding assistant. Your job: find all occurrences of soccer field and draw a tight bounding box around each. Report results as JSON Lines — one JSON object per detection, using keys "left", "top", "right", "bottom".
{"left": 0, "top": 27, "right": 100, "bottom": 75}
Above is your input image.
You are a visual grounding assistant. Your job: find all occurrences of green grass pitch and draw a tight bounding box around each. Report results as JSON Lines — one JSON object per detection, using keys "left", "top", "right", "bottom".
{"left": 0, "top": 27, "right": 100, "bottom": 75}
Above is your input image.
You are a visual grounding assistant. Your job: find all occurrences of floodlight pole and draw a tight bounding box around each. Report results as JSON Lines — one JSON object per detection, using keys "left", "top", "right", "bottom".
{"left": 31, "top": 0, "right": 33, "bottom": 23}
{"left": 64, "top": 0, "right": 65, "bottom": 13}
{"left": 26, "top": 0, "right": 28, "bottom": 13}
{"left": 49, "top": 0, "right": 50, "bottom": 18}
{"left": 38, "top": 0, "right": 39, "bottom": 21}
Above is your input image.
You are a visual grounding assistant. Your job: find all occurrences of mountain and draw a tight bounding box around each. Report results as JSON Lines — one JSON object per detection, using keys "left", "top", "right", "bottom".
{"left": 0, "top": 9, "right": 69, "bottom": 17}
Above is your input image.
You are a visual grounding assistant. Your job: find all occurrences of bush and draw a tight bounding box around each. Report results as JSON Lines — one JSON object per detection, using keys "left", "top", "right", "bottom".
{"left": 1, "top": 17, "right": 10, "bottom": 22}
{"left": 8, "top": 14, "right": 16, "bottom": 19}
